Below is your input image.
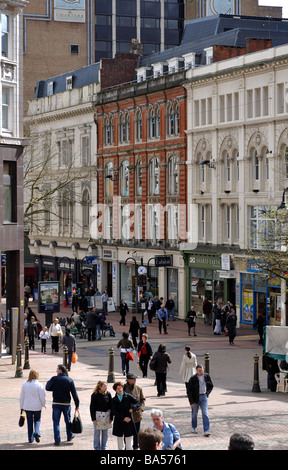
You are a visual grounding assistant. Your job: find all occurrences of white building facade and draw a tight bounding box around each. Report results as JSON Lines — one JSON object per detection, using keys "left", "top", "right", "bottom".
{"left": 25, "top": 80, "right": 99, "bottom": 305}
{"left": 184, "top": 44, "right": 288, "bottom": 327}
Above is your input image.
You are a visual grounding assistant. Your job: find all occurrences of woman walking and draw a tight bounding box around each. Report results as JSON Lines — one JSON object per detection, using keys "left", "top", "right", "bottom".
{"left": 152, "top": 344, "right": 171, "bottom": 397}
{"left": 129, "top": 315, "right": 140, "bottom": 349}
{"left": 19, "top": 369, "right": 46, "bottom": 443}
{"left": 186, "top": 306, "right": 197, "bottom": 336}
{"left": 90, "top": 381, "right": 113, "bottom": 450}
{"left": 119, "top": 299, "right": 129, "bottom": 326}
{"left": 117, "top": 332, "right": 134, "bottom": 376}
{"left": 48, "top": 318, "right": 63, "bottom": 354}
{"left": 138, "top": 333, "right": 153, "bottom": 378}
{"left": 179, "top": 346, "right": 197, "bottom": 392}
{"left": 111, "top": 381, "right": 140, "bottom": 450}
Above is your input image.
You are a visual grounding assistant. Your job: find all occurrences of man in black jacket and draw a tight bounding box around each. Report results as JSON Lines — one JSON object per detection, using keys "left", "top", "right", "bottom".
{"left": 186, "top": 365, "right": 213, "bottom": 437}
{"left": 46, "top": 364, "right": 80, "bottom": 445}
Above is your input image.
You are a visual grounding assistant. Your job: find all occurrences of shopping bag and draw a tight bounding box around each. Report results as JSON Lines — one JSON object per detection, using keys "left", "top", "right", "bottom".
{"left": 126, "top": 351, "right": 134, "bottom": 361}
{"left": 71, "top": 352, "right": 78, "bottom": 363}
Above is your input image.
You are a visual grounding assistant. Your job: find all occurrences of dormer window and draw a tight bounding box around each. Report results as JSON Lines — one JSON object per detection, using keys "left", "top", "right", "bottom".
{"left": 66, "top": 76, "right": 73, "bottom": 91}
{"left": 47, "top": 81, "right": 54, "bottom": 96}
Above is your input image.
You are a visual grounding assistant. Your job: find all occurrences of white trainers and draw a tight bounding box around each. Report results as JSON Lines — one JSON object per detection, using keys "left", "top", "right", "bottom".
{"left": 204, "top": 431, "right": 211, "bottom": 437}
{"left": 192, "top": 428, "right": 197, "bottom": 433}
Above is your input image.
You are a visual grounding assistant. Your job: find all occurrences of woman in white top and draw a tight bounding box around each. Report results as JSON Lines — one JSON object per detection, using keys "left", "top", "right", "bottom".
{"left": 179, "top": 346, "right": 197, "bottom": 392}
{"left": 48, "top": 318, "right": 62, "bottom": 353}
{"left": 19, "top": 369, "right": 46, "bottom": 443}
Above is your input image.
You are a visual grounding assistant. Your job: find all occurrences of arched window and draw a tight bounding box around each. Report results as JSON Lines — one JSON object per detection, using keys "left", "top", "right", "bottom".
{"left": 148, "top": 105, "right": 160, "bottom": 139}
{"left": 149, "top": 157, "right": 159, "bottom": 195}
{"left": 104, "top": 115, "right": 113, "bottom": 146}
{"left": 281, "top": 144, "right": 288, "bottom": 179}
{"left": 136, "top": 160, "right": 142, "bottom": 195}
{"left": 135, "top": 108, "right": 142, "bottom": 142}
{"left": 166, "top": 101, "right": 179, "bottom": 136}
{"left": 120, "top": 160, "right": 129, "bottom": 196}
{"left": 105, "top": 161, "right": 114, "bottom": 196}
{"left": 223, "top": 150, "right": 231, "bottom": 183}
{"left": 252, "top": 148, "right": 259, "bottom": 181}
{"left": 119, "top": 112, "right": 130, "bottom": 144}
{"left": 168, "top": 155, "right": 179, "bottom": 194}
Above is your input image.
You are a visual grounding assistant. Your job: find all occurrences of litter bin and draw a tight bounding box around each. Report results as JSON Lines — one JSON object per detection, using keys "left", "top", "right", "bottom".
{"left": 63, "top": 299, "right": 67, "bottom": 308}
{"left": 139, "top": 324, "right": 147, "bottom": 337}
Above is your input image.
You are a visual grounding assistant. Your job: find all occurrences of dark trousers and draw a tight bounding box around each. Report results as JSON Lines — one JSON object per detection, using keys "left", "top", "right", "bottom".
{"left": 139, "top": 354, "right": 150, "bottom": 377}
{"left": 156, "top": 372, "right": 167, "bottom": 396}
{"left": 158, "top": 318, "right": 167, "bottom": 334}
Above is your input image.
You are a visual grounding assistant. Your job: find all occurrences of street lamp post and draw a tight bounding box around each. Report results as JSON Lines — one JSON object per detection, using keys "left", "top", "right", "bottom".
{"left": 278, "top": 187, "right": 288, "bottom": 211}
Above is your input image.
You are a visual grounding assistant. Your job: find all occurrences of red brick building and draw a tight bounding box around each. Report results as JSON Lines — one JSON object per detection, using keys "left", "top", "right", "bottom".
{"left": 93, "top": 55, "right": 187, "bottom": 315}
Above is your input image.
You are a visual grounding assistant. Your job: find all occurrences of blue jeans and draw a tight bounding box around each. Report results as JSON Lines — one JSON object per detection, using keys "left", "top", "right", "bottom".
{"left": 96, "top": 324, "right": 101, "bottom": 339}
{"left": 167, "top": 309, "right": 175, "bottom": 320}
{"left": 93, "top": 424, "right": 108, "bottom": 450}
{"left": 25, "top": 410, "right": 41, "bottom": 442}
{"left": 52, "top": 404, "right": 73, "bottom": 443}
{"left": 191, "top": 394, "right": 210, "bottom": 432}
{"left": 120, "top": 352, "right": 130, "bottom": 375}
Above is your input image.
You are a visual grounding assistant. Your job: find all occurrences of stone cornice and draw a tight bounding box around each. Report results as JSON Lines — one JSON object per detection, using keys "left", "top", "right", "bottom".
{"left": 184, "top": 54, "right": 288, "bottom": 88}
{"left": 25, "top": 104, "right": 95, "bottom": 126}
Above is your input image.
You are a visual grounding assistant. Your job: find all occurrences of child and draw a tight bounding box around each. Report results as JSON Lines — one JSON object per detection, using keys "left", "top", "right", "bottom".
{"left": 39, "top": 327, "right": 49, "bottom": 353}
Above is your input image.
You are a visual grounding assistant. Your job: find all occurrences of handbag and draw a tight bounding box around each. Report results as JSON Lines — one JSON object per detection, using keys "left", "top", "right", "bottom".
{"left": 71, "top": 352, "right": 78, "bottom": 363}
{"left": 18, "top": 412, "right": 25, "bottom": 427}
{"left": 71, "top": 410, "right": 83, "bottom": 433}
{"left": 149, "top": 354, "right": 157, "bottom": 371}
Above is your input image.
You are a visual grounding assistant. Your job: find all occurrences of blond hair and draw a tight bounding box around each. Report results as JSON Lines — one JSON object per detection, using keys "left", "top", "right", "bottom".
{"left": 27, "top": 369, "right": 39, "bottom": 382}
{"left": 93, "top": 380, "right": 107, "bottom": 394}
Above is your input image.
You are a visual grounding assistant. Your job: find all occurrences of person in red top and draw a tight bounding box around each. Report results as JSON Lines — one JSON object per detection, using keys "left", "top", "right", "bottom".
{"left": 137, "top": 333, "right": 153, "bottom": 378}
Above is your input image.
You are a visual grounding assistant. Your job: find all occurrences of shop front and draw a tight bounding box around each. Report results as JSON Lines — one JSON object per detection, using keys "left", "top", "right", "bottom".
{"left": 240, "top": 269, "right": 281, "bottom": 326}
{"left": 183, "top": 252, "right": 234, "bottom": 315}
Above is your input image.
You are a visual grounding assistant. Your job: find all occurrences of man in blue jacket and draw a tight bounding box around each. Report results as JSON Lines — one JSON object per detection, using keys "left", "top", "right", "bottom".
{"left": 46, "top": 364, "right": 80, "bottom": 445}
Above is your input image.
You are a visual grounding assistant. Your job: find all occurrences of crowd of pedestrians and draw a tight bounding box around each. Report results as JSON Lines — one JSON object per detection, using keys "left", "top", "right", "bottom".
{"left": 17, "top": 292, "right": 260, "bottom": 450}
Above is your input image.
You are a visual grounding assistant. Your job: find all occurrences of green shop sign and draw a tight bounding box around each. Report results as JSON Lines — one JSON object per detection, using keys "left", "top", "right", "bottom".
{"left": 187, "top": 253, "right": 222, "bottom": 270}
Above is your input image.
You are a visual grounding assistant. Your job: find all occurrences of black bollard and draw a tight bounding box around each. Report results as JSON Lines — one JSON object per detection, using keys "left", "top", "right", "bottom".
{"left": 107, "top": 347, "right": 115, "bottom": 383}
{"left": 15, "top": 344, "right": 23, "bottom": 378}
{"left": 204, "top": 352, "right": 210, "bottom": 375}
{"left": 252, "top": 354, "right": 261, "bottom": 392}
{"left": 63, "top": 345, "right": 68, "bottom": 373}
{"left": 23, "top": 338, "right": 30, "bottom": 370}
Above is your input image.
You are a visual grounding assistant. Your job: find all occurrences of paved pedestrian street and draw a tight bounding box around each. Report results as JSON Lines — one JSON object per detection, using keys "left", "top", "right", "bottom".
{"left": 1, "top": 311, "right": 288, "bottom": 455}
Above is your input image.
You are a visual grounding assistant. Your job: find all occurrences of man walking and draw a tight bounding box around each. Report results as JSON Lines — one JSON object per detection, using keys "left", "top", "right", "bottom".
{"left": 46, "top": 364, "right": 80, "bottom": 445}
{"left": 157, "top": 305, "right": 168, "bottom": 334}
{"left": 186, "top": 364, "right": 213, "bottom": 437}
{"left": 226, "top": 308, "right": 237, "bottom": 345}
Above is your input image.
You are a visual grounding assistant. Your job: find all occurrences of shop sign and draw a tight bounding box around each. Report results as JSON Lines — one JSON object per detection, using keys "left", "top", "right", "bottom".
{"left": 155, "top": 255, "right": 173, "bottom": 267}
{"left": 188, "top": 253, "right": 221, "bottom": 269}
{"left": 217, "top": 270, "right": 236, "bottom": 279}
{"left": 103, "top": 249, "right": 112, "bottom": 259}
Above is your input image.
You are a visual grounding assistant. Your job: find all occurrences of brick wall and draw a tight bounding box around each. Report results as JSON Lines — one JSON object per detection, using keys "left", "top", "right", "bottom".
{"left": 100, "top": 53, "right": 140, "bottom": 90}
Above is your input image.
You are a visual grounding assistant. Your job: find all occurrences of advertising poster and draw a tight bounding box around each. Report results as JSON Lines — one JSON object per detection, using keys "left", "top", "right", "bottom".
{"left": 242, "top": 290, "right": 253, "bottom": 323}
{"left": 38, "top": 281, "right": 60, "bottom": 313}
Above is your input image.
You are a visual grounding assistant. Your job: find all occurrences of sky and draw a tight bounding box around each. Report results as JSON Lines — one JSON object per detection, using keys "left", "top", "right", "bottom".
{"left": 259, "top": 1, "right": 288, "bottom": 17}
